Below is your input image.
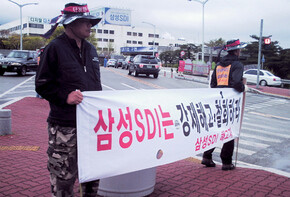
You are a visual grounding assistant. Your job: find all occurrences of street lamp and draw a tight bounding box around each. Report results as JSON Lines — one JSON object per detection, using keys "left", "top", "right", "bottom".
{"left": 8, "top": 0, "right": 38, "bottom": 50}
{"left": 188, "top": 0, "right": 209, "bottom": 63}
{"left": 142, "top": 21, "right": 156, "bottom": 57}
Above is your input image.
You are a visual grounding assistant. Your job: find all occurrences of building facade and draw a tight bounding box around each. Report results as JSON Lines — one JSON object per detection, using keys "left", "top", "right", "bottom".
{"left": 0, "top": 7, "right": 187, "bottom": 56}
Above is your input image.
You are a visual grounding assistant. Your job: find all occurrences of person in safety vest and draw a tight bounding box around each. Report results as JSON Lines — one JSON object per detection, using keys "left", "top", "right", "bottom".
{"left": 35, "top": 2, "right": 102, "bottom": 196}
{"left": 201, "top": 39, "right": 247, "bottom": 171}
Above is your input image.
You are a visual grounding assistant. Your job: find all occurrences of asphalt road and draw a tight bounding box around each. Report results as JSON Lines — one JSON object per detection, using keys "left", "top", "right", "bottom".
{"left": 0, "top": 67, "right": 289, "bottom": 174}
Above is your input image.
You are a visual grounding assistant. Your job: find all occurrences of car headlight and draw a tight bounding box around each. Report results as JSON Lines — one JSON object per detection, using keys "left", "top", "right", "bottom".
{"left": 11, "top": 62, "right": 21, "bottom": 66}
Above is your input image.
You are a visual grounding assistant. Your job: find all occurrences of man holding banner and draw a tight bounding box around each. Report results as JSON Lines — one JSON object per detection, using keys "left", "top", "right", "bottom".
{"left": 201, "top": 39, "right": 247, "bottom": 170}
{"left": 35, "top": 3, "right": 102, "bottom": 196}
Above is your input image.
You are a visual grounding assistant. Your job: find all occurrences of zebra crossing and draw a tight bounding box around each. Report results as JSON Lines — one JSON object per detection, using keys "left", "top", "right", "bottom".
{"left": 212, "top": 97, "right": 290, "bottom": 160}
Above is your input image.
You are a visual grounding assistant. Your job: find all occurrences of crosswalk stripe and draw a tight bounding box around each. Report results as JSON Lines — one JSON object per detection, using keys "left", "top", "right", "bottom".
{"left": 248, "top": 111, "right": 290, "bottom": 122}
{"left": 215, "top": 147, "right": 255, "bottom": 156}
{"left": 238, "top": 139, "right": 269, "bottom": 148}
{"left": 242, "top": 125, "right": 290, "bottom": 138}
{"left": 241, "top": 133, "right": 281, "bottom": 143}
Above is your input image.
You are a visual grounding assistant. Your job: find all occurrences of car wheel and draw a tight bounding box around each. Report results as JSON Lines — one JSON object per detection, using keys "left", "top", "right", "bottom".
{"left": 17, "top": 66, "right": 26, "bottom": 76}
{"left": 154, "top": 73, "right": 159, "bottom": 78}
{"left": 0, "top": 69, "right": 5, "bottom": 76}
{"left": 146, "top": 74, "right": 150, "bottom": 77}
{"left": 134, "top": 70, "right": 138, "bottom": 77}
{"left": 260, "top": 80, "right": 267, "bottom": 86}
{"left": 128, "top": 70, "right": 132, "bottom": 75}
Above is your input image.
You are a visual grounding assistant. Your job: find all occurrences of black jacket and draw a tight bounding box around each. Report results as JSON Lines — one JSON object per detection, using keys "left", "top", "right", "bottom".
{"left": 35, "top": 33, "right": 102, "bottom": 127}
{"left": 210, "top": 54, "right": 245, "bottom": 92}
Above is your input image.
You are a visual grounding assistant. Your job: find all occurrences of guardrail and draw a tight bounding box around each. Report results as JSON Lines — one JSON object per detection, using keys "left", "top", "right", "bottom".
{"left": 281, "top": 79, "right": 290, "bottom": 88}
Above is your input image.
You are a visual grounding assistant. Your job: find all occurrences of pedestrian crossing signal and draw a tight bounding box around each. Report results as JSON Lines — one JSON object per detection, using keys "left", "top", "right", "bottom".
{"left": 264, "top": 38, "right": 271, "bottom": 45}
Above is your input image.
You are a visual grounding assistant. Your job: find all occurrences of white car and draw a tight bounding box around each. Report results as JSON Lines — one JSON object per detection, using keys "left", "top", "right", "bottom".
{"left": 243, "top": 69, "right": 281, "bottom": 86}
{"left": 107, "top": 59, "right": 117, "bottom": 67}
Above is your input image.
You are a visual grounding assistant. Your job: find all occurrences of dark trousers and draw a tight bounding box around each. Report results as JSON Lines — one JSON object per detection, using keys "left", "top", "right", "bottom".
{"left": 203, "top": 139, "right": 235, "bottom": 165}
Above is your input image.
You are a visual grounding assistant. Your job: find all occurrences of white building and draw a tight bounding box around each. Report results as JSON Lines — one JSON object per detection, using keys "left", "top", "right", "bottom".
{"left": 0, "top": 7, "right": 188, "bottom": 56}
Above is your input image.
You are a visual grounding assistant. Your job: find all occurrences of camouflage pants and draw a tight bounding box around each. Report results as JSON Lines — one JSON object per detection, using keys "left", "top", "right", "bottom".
{"left": 47, "top": 123, "right": 99, "bottom": 197}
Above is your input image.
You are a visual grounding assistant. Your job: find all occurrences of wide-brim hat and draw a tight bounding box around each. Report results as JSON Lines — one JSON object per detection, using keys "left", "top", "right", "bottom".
{"left": 42, "top": 3, "right": 101, "bottom": 39}
{"left": 57, "top": 3, "right": 101, "bottom": 26}
{"left": 225, "top": 39, "right": 247, "bottom": 51}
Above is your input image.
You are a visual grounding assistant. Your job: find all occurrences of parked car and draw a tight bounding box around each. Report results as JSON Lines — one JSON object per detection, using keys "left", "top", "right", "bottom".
{"left": 107, "top": 59, "right": 117, "bottom": 67}
{"left": 115, "top": 59, "right": 125, "bottom": 68}
{"left": 122, "top": 56, "right": 134, "bottom": 69}
{"left": 128, "top": 55, "right": 160, "bottom": 78}
{"left": 0, "top": 50, "right": 38, "bottom": 76}
{"left": 243, "top": 69, "right": 281, "bottom": 86}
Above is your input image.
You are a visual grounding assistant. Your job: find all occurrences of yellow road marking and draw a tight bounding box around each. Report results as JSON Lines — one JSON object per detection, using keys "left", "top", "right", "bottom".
{"left": 0, "top": 146, "right": 40, "bottom": 151}
{"left": 107, "top": 68, "right": 164, "bottom": 89}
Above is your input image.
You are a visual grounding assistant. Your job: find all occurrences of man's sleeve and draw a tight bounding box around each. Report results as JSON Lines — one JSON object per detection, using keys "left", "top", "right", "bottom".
{"left": 35, "top": 44, "right": 68, "bottom": 105}
{"left": 231, "top": 63, "right": 245, "bottom": 92}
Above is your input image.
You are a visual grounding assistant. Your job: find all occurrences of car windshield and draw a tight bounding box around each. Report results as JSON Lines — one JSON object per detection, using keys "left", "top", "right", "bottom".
{"left": 140, "top": 56, "right": 158, "bottom": 64}
{"left": 7, "top": 51, "right": 28, "bottom": 59}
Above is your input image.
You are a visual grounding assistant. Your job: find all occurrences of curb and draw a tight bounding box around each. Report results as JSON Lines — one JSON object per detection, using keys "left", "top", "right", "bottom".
{"left": 248, "top": 87, "right": 290, "bottom": 100}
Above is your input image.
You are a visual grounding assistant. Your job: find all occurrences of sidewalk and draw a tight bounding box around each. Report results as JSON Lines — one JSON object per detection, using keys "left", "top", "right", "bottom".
{"left": 1, "top": 97, "right": 290, "bottom": 196}
{"left": 162, "top": 68, "right": 290, "bottom": 100}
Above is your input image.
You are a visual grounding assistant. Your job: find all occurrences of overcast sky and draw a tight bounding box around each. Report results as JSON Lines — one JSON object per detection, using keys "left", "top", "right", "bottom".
{"left": 1, "top": 0, "right": 290, "bottom": 49}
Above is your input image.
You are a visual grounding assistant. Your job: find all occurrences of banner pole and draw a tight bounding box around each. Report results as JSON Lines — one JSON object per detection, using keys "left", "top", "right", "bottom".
{"left": 235, "top": 78, "right": 247, "bottom": 166}
{"left": 80, "top": 183, "right": 83, "bottom": 197}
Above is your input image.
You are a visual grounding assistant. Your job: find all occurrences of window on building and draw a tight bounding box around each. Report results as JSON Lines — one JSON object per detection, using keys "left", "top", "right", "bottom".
{"left": 97, "top": 48, "right": 102, "bottom": 51}
{"left": 29, "top": 23, "right": 44, "bottom": 29}
{"left": 23, "top": 23, "right": 27, "bottom": 29}
{"left": 103, "top": 38, "right": 108, "bottom": 42}
{"left": 133, "top": 32, "right": 137, "bottom": 36}
{"left": 175, "top": 44, "right": 179, "bottom": 47}
{"left": 103, "top": 48, "right": 108, "bottom": 52}
{"left": 109, "top": 39, "right": 114, "bottom": 42}
{"left": 127, "top": 32, "right": 132, "bottom": 36}
{"left": 138, "top": 33, "right": 143, "bottom": 37}
{"left": 138, "top": 41, "right": 143, "bottom": 45}
{"left": 91, "top": 29, "right": 96, "bottom": 33}
{"left": 97, "top": 29, "right": 102, "bottom": 33}
{"left": 109, "top": 48, "right": 114, "bottom": 52}
{"left": 155, "top": 34, "right": 159, "bottom": 38}
{"left": 155, "top": 42, "right": 159, "bottom": 46}
{"left": 109, "top": 30, "right": 114, "bottom": 34}
{"left": 97, "top": 38, "right": 102, "bottom": 41}
{"left": 148, "top": 34, "right": 154, "bottom": 38}
{"left": 127, "top": 40, "right": 131, "bottom": 44}
{"left": 148, "top": 42, "right": 153, "bottom": 45}
{"left": 133, "top": 41, "right": 137, "bottom": 44}
{"left": 104, "top": 30, "right": 108, "bottom": 34}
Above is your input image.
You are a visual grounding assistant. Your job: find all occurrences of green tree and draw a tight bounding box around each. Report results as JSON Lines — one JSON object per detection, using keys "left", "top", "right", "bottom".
{"left": 2, "top": 34, "right": 20, "bottom": 49}
{"left": 86, "top": 31, "right": 98, "bottom": 47}
{"left": 23, "top": 36, "right": 46, "bottom": 50}
{"left": 205, "top": 38, "right": 225, "bottom": 48}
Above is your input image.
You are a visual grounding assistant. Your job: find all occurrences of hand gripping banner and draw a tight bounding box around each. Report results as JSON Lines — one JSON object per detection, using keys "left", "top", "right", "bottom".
{"left": 77, "top": 88, "right": 243, "bottom": 183}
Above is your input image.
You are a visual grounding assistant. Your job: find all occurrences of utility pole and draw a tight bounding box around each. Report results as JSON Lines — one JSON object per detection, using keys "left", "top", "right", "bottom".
{"left": 256, "top": 19, "right": 263, "bottom": 89}
{"left": 8, "top": 0, "right": 38, "bottom": 50}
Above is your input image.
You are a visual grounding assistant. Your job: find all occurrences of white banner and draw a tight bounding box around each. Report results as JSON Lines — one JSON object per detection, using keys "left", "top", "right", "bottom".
{"left": 77, "top": 88, "right": 243, "bottom": 183}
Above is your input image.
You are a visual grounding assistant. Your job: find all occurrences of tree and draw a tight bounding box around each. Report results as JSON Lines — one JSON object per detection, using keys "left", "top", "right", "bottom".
{"left": 205, "top": 38, "right": 225, "bottom": 48}
{"left": 2, "top": 34, "right": 20, "bottom": 49}
{"left": 86, "top": 31, "right": 98, "bottom": 47}
{"left": 23, "top": 36, "right": 46, "bottom": 50}
{"left": 242, "top": 35, "right": 283, "bottom": 77}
